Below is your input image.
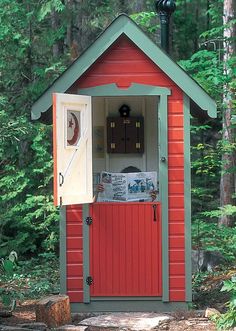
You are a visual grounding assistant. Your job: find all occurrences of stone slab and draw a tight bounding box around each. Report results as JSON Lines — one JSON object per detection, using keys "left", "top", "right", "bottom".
{"left": 0, "top": 327, "right": 32, "bottom": 331}
{"left": 79, "top": 312, "right": 173, "bottom": 330}
{"left": 17, "top": 322, "right": 48, "bottom": 330}
{"left": 56, "top": 326, "right": 88, "bottom": 331}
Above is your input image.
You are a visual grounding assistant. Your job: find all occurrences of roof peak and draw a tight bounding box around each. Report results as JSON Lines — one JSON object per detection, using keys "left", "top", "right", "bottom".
{"left": 31, "top": 12, "right": 216, "bottom": 120}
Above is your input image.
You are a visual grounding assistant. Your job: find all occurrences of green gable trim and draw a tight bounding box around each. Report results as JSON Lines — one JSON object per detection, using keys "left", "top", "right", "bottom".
{"left": 78, "top": 83, "right": 171, "bottom": 96}
{"left": 31, "top": 14, "right": 216, "bottom": 120}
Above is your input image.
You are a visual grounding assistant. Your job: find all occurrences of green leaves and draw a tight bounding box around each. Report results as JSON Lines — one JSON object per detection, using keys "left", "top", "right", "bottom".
{"left": 213, "top": 276, "right": 236, "bottom": 329}
{"left": 130, "top": 12, "right": 159, "bottom": 33}
{"left": 38, "top": 0, "right": 65, "bottom": 21}
{"left": 203, "top": 205, "right": 236, "bottom": 219}
{"left": 221, "top": 279, "right": 236, "bottom": 293}
{"left": 192, "top": 221, "right": 236, "bottom": 262}
{"left": 2, "top": 260, "right": 14, "bottom": 275}
{"left": 179, "top": 49, "right": 224, "bottom": 100}
{"left": 0, "top": 253, "right": 59, "bottom": 308}
{"left": 0, "top": 0, "right": 61, "bottom": 256}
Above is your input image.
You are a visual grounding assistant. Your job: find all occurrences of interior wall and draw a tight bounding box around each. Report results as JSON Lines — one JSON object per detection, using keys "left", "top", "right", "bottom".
{"left": 92, "top": 96, "right": 158, "bottom": 186}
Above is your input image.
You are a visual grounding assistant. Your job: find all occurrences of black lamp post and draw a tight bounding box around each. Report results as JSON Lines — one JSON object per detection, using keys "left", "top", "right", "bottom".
{"left": 155, "top": 0, "right": 176, "bottom": 54}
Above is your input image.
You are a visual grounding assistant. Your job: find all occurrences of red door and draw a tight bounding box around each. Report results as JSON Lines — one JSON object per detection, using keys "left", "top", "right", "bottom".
{"left": 90, "top": 202, "right": 162, "bottom": 297}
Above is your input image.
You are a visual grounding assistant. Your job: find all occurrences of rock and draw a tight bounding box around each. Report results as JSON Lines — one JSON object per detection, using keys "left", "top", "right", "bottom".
{"left": 189, "top": 317, "right": 208, "bottom": 322}
{"left": 79, "top": 312, "right": 173, "bottom": 331}
{"left": 56, "top": 326, "right": 87, "bottom": 331}
{"left": 17, "top": 322, "right": 48, "bottom": 330}
{"left": 194, "top": 310, "right": 205, "bottom": 317}
{"left": 192, "top": 250, "right": 226, "bottom": 273}
{"left": 71, "top": 313, "right": 97, "bottom": 323}
{"left": 205, "top": 307, "right": 221, "bottom": 318}
{"left": 185, "top": 320, "right": 196, "bottom": 326}
{"left": 185, "top": 317, "right": 211, "bottom": 328}
{"left": 159, "top": 322, "right": 170, "bottom": 330}
{"left": 0, "top": 326, "right": 32, "bottom": 331}
{"left": 35, "top": 295, "right": 71, "bottom": 328}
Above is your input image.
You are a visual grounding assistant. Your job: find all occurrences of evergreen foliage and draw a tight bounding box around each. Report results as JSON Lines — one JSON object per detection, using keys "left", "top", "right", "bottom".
{"left": 212, "top": 276, "right": 236, "bottom": 329}
{"left": 0, "top": 0, "right": 64, "bottom": 256}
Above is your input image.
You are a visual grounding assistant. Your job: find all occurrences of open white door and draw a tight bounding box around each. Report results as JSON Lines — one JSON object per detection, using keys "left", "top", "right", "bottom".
{"left": 53, "top": 93, "right": 92, "bottom": 206}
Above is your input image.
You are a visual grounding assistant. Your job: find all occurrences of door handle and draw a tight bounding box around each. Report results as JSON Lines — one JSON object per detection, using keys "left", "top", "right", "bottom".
{"left": 59, "top": 172, "right": 64, "bottom": 187}
{"left": 152, "top": 204, "right": 157, "bottom": 222}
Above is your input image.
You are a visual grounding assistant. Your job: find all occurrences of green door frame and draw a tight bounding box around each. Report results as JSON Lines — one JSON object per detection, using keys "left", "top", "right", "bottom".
{"left": 78, "top": 83, "right": 171, "bottom": 303}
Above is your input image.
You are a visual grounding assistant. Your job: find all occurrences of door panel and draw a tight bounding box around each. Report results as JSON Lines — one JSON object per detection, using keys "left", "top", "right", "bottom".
{"left": 90, "top": 202, "right": 161, "bottom": 296}
{"left": 53, "top": 93, "right": 92, "bottom": 206}
{"left": 107, "top": 118, "right": 125, "bottom": 153}
{"left": 125, "top": 118, "right": 144, "bottom": 153}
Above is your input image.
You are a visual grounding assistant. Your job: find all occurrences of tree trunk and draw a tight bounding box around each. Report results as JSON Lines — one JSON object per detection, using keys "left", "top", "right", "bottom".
{"left": 51, "top": 9, "right": 64, "bottom": 57}
{"left": 66, "top": 0, "right": 73, "bottom": 50}
{"left": 35, "top": 295, "right": 71, "bottom": 328}
{"left": 130, "top": 0, "right": 145, "bottom": 12}
{"left": 219, "top": 0, "right": 236, "bottom": 227}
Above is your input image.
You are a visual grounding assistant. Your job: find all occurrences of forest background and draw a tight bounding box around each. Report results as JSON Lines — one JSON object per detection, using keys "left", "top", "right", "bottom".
{"left": 0, "top": 0, "right": 236, "bottom": 309}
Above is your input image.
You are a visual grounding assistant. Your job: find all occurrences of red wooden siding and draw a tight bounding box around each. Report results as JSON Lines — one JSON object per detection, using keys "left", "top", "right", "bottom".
{"left": 74, "top": 35, "right": 186, "bottom": 301}
{"left": 90, "top": 203, "right": 162, "bottom": 297}
{"left": 77, "top": 36, "right": 182, "bottom": 98}
{"left": 66, "top": 205, "right": 83, "bottom": 303}
{"left": 168, "top": 99, "right": 185, "bottom": 301}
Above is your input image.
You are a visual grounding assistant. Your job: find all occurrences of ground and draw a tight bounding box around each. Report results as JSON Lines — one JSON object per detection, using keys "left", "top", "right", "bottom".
{"left": 0, "top": 300, "right": 36, "bottom": 326}
{"left": 1, "top": 300, "right": 217, "bottom": 330}
{"left": 1, "top": 269, "right": 235, "bottom": 330}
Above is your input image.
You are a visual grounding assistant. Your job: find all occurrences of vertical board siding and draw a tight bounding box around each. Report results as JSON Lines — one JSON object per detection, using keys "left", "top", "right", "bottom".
{"left": 75, "top": 35, "right": 186, "bottom": 301}
{"left": 66, "top": 205, "right": 83, "bottom": 302}
{"left": 90, "top": 203, "right": 161, "bottom": 297}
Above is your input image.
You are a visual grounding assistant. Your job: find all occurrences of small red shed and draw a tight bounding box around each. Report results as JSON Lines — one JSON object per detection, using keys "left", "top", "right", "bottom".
{"left": 31, "top": 14, "right": 216, "bottom": 312}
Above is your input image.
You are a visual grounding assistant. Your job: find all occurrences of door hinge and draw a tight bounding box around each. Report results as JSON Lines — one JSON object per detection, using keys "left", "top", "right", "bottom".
{"left": 60, "top": 197, "right": 63, "bottom": 207}
{"left": 86, "top": 276, "right": 93, "bottom": 286}
{"left": 85, "top": 216, "right": 93, "bottom": 225}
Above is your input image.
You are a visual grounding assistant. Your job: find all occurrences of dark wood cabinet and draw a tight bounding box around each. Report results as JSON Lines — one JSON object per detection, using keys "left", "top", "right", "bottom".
{"left": 107, "top": 117, "right": 144, "bottom": 153}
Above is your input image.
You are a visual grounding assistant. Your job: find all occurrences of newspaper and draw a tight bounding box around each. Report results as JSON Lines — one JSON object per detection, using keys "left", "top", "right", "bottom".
{"left": 97, "top": 171, "right": 157, "bottom": 202}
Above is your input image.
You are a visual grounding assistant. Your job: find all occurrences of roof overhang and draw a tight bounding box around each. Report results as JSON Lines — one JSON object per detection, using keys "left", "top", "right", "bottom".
{"left": 31, "top": 14, "right": 217, "bottom": 121}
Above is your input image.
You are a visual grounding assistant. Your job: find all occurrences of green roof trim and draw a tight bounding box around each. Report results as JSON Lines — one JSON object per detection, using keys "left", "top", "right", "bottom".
{"left": 31, "top": 14, "right": 217, "bottom": 120}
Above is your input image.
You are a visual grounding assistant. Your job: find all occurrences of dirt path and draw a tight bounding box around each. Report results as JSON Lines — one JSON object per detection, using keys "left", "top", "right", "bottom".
{"left": 0, "top": 300, "right": 36, "bottom": 326}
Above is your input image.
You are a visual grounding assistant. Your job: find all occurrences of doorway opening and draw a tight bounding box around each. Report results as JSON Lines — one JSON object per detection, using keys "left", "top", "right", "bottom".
{"left": 91, "top": 95, "right": 159, "bottom": 194}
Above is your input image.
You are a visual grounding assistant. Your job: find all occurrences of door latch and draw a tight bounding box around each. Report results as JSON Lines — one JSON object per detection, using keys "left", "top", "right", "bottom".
{"left": 85, "top": 216, "right": 93, "bottom": 225}
{"left": 86, "top": 276, "right": 93, "bottom": 286}
{"left": 152, "top": 204, "right": 157, "bottom": 222}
